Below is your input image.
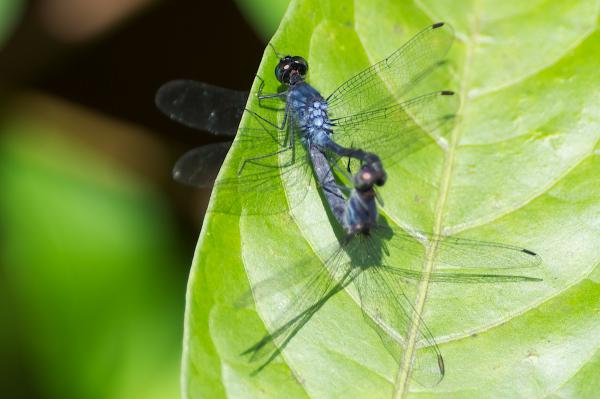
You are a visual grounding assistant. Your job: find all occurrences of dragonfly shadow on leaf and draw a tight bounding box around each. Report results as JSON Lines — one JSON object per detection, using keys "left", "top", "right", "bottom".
{"left": 237, "top": 215, "right": 541, "bottom": 382}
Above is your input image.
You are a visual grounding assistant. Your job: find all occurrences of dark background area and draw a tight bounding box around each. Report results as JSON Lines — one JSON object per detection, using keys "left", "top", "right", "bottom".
{"left": 1, "top": 0, "right": 265, "bottom": 232}
{"left": 0, "top": 1, "right": 283, "bottom": 398}
{"left": 2, "top": 0, "right": 263, "bottom": 116}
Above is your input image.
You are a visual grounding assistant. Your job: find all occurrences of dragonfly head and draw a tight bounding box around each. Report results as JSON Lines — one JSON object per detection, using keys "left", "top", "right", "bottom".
{"left": 353, "top": 155, "right": 387, "bottom": 190}
{"left": 275, "top": 55, "right": 308, "bottom": 85}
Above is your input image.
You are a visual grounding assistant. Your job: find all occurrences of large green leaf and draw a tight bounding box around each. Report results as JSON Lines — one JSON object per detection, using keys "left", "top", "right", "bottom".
{"left": 234, "top": 0, "right": 290, "bottom": 40}
{"left": 183, "top": 0, "right": 600, "bottom": 398}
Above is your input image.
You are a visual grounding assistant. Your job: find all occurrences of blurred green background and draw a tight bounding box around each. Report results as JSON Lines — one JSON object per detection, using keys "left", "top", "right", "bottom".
{"left": 0, "top": 1, "right": 287, "bottom": 398}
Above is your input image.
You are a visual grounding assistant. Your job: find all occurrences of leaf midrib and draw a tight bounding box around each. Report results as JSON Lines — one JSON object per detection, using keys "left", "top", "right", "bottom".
{"left": 393, "top": 3, "right": 481, "bottom": 397}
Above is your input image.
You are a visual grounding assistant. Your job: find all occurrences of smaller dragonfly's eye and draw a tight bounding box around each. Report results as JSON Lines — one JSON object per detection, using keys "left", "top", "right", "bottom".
{"left": 374, "top": 169, "right": 387, "bottom": 186}
{"left": 360, "top": 170, "right": 373, "bottom": 182}
{"left": 353, "top": 167, "right": 373, "bottom": 191}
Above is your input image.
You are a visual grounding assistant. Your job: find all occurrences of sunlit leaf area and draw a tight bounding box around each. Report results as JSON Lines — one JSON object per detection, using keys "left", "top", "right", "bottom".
{"left": 186, "top": 0, "right": 600, "bottom": 398}
{"left": 2, "top": 1, "right": 599, "bottom": 399}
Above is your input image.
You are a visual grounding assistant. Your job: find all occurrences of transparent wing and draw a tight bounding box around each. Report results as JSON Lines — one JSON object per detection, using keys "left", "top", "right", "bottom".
{"left": 349, "top": 225, "right": 541, "bottom": 386}
{"left": 173, "top": 142, "right": 232, "bottom": 187}
{"left": 155, "top": 79, "right": 248, "bottom": 136}
{"left": 332, "top": 91, "right": 460, "bottom": 169}
{"left": 374, "top": 225, "right": 542, "bottom": 280}
{"left": 175, "top": 123, "right": 317, "bottom": 215}
{"left": 242, "top": 246, "right": 358, "bottom": 373}
{"left": 326, "top": 22, "right": 454, "bottom": 116}
{"left": 355, "top": 262, "right": 446, "bottom": 387}
{"left": 241, "top": 225, "right": 541, "bottom": 374}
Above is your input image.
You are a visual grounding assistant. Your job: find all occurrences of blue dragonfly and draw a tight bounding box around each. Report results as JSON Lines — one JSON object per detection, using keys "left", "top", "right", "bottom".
{"left": 155, "top": 104, "right": 543, "bottom": 384}
{"left": 155, "top": 95, "right": 543, "bottom": 383}
{"left": 157, "top": 24, "right": 542, "bottom": 384}
{"left": 156, "top": 22, "right": 458, "bottom": 215}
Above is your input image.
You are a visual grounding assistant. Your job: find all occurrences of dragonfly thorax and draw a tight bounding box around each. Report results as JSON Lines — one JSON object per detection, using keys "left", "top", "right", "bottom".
{"left": 289, "top": 83, "right": 333, "bottom": 144}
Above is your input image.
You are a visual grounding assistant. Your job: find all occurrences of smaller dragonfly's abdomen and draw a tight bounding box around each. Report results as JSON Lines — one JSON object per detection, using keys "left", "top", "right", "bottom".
{"left": 344, "top": 187, "right": 378, "bottom": 235}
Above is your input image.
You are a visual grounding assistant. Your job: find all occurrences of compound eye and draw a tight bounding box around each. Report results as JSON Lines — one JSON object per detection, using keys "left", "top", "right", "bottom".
{"left": 275, "top": 56, "right": 294, "bottom": 84}
{"left": 352, "top": 168, "right": 371, "bottom": 190}
{"left": 274, "top": 63, "right": 286, "bottom": 83}
{"left": 291, "top": 56, "right": 308, "bottom": 77}
{"left": 274, "top": 64, "right": 282, "bottom": 83}
{"left": 359, "top": 168, "right": 373, "bottom": 184}
{"left": 375, "top": 172, "right": 387, "bottom": 186}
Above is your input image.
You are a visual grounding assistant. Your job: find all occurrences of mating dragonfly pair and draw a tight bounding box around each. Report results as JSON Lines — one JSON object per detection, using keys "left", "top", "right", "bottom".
{"left": 156, "top": 22, "right": 542, "bottom": 385}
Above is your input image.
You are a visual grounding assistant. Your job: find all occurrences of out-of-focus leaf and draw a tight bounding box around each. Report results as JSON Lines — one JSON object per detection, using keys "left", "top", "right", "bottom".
{"left": 234, "top": 0, "right": 290, "bottom": 40}
{"left": 0, "top": 104, "right": 184, "bottom": 399}
{"left": 0, "top": 0, "right": 23, "bottom": 47}
{"left": 184, "top": 0, "right": 600, "bottom": 398}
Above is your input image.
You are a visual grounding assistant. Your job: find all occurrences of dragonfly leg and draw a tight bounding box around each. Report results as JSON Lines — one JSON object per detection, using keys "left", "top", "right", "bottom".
{"left": 245, "top": 104, "right": 291, "bottom": 151}
{"left": 326, "top": 154, "right": 352, "bottom": 184}
{"left": 237, "top": 147, "right": 292, "bottom": 176}
{"left": 245, "top": 106, "right": 288, "bottom": 131}
{"left": 255, "top": 75, "right": 287, "bottom": 110}
{"left": 321, "top": 179, "right": 350, "bottom": 197}
{"left": 345, "top": 141, "right": 356, "bottom": 174}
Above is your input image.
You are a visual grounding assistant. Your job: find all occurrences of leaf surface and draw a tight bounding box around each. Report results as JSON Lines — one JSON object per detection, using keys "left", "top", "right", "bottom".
{"left": 183, "top": 1, "right": 600, "bottom": 398}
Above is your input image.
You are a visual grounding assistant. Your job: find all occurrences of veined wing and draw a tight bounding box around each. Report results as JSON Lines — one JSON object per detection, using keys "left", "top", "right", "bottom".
{"left": 242, "top": 225, "right": 541, "bottom": 375}
{"left": 374, "top": 225, "right": 542, "bottom": 279}
{"left": 173, "top": 141, "right": 232, "bottom": 187}
{"left": 350, "top": 226, "right": 541, "bottom": 386}
{"left": 242, "top": 246, "right": 359, "bottom": 373}
{"left": 155, "top": 79, "right": 248, "bottom": 136}
{"left": 355, "top": 261, "right": 445, "bottom": 386}
{"left": 174, "top": 125, "right": 314, "bottom": 216}
{"left": 332, "top": 91, "right": 460, "bottom": 168}
{"left": 326, "top": 22, "right": 454, "bottom": 117}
